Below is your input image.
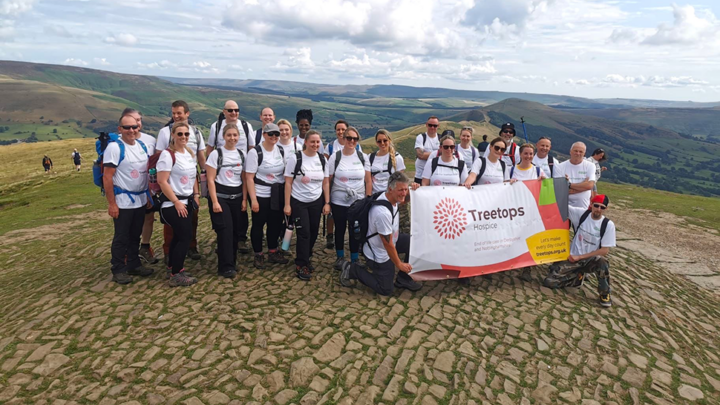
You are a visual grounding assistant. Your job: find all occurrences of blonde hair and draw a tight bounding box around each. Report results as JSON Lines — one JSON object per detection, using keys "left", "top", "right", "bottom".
{"left": 375, "top": 129, "right": 396, "bottom": 172}
{"left": 170, "top": 121, "right": 195, "bottom": 159}
{"left": 439, "top": 135, "right": 455, "bottom": 145}
{"left": 277, "top": 119, "right": 292, "bottom": 130}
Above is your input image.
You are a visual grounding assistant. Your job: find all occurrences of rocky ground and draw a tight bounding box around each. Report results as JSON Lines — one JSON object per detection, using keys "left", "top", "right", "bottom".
{"left": 0, "top": 207, "right": 719, "bottom": 405}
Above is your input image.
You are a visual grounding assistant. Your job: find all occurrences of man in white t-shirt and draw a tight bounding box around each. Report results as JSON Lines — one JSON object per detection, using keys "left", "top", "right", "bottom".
{"left": 555, "top": 142, "right": 596, "bottom": 209}
{"left": 252, "top": 107, "right": 275, "bottom": 148}
{"left": 413, "top": 116, "right": 441, "bottom": 184}
{"left": 155, "top": 100, "right": 206, "bottom": 261}
{"left": 339, "top": 172, "right": 422, "bottom": 295}
{"left": 484, "top": 122, "right": 521, "bottom": 167}
{"left": 103, "top": 115, "right": 155, "bottom": 285}
{"left": 543, "top": 195, "right": 616, "bottom": 307}
{"left": 586, "top": 148, "right": 607, "bottom": 198}
{"left": 206, "top": 100, "right": 255, "bottom": 156}
{"left": 532, "top": 137, "right": 559, "bottom": 178}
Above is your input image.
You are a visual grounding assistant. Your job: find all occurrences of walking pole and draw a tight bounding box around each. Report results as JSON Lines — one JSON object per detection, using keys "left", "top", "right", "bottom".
{"left": 520, "top": 117, "right": 530, "bottom": 143}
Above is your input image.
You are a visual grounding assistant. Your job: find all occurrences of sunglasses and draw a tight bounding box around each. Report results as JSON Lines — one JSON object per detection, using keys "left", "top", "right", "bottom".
{"left": 345, "top": 136, "right": 359, "bottom": 142}
{"left": 265, "top": 132, "right": 280, "bottom": 137}
{"left": 592, "top": 204, "right": 607, "bottom": 210}
{"left": 442, "top": 144, "right": 455, "bottom": 150}
{"left": 176, "top": 132, "right": 191, "bottom": 137}
{"left": 376, "top": 139, "right": 389, "bottom": 144}
{"left": 121, "top": 125, "right": 139, "bottom": 130}
{"left": 501, "top": 130, "right": 514, "bottom": 134}
{"left": 225, "top": 109, "right": 240, "bottom": 113}
{"left": 427, "top": 124, "right": 438, "bottom": 128}
{"left": 493, "top": 145, "right": 507, "bottom": 153}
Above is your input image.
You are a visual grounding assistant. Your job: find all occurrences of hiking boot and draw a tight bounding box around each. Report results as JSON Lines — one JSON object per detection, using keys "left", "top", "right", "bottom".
{"left": 219, "top": 269, "right": 237, "bottom": 279}
{"left": 333, "top": 257, "right": 347, "bottom": 271}
{"left": 139, "top": 246, "right": 159, "bottom": 264}
{"left": 326, "top": 233, "right": 334, "bottom": 249}
{"left": 254, "top": 253, "right": 265, "bottom": 269}
{"left": 166, "top": 268, "right": 193, "bottom": 279}
{"left": 394, "top": 277, "right": 422, "bottom": 292}
{"left": 237, "top": 240, "right": 249, "bottom": 254}
{"left": 128, "top": 265, "right": 154, "bottom": 277}
{"left": 296, "top": 266, "right": 312, "bottom": 281}
{"left": 519, "top": 268, "right": 532, "bottom": 282}
{"left": 112, "top": 272, "right": 133, "bottom": 285}
{"left": 268, "top": 250, "right": 289, "bottom": 264}
{"left": 599, "top": 292, "right": 612, "bottom": 307}
{"left": 339, "top": 261, "right": 355, "bottom": 288}
{"left": 187, "top": 248, "right": 201, "bottom": 260}
{"left": 168, "top": 270, "right": 197, "bottom": 287}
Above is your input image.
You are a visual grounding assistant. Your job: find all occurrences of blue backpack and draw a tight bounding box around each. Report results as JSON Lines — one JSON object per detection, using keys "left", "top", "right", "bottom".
{"left": 93, "top": 132, "right": 149, "bottom": 203}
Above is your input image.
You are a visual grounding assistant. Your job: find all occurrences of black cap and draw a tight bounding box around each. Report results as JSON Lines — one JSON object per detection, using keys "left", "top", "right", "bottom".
{"left": 500, "top": 122, "right": 515, "bottom": 135}
{"left": 441, "top": 129, "right": 455, "bottom": 138}
{"left": 592, "top": 148, "right": 607, "bottom": 161}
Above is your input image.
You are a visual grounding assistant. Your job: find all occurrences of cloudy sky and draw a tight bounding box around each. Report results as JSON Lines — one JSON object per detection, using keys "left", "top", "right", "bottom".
{"left": 2, "top": 0, "right": 720, "bottom": 101}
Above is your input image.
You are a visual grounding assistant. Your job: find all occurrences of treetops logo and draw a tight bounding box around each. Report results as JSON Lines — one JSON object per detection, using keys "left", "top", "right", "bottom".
{"left": 433, "top": 198, "right": 468, "bottom": 239}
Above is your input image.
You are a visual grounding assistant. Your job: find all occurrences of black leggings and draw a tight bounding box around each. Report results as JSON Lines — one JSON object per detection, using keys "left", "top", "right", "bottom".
{"left": 161, "top": 202, "right": 195, "bottom": 274}
{"left": 354, "top": 233, "right": 412, "bottom": 296}
{"left": 331, "top": 203, "right": 360, "bottom": 253}
{"left": 208, "top": 197, "right": 245, "bottom": 274}
{"left": 251, "top": 197, "right": 283, "bottom": 254}
{"left": 111, "top": 206, "right": 145, "bottom": 274}
{"left": 290, "top": 196, "right": 323, "bottom": 267}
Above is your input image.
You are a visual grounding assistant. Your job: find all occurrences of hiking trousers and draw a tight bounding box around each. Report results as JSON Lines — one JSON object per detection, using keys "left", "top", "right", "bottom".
{"left": 352, "top": 233, "right": 413, "bottom": 296}
{"left": 110, "top": 206, "right": 145, "bottom": 274}
{"left": 548, "top": 256, "right": 611, "bottom": 293}
{"left": 251, "top": 197, "right": 283, "bottom": 254}
{"left": 162, "top": 208, "right": 198, "bottom": 254}
{"left": 330, "top": 203, "right": 360, "bottom": 254}
{"left": 209, "top": 196, "right": 244, "bottom": 274}
{"left": 161, "top": 203, "right": 195, "bottom": 274}
{"left": 290, "top": 196, "right": 323, "bottom": 267}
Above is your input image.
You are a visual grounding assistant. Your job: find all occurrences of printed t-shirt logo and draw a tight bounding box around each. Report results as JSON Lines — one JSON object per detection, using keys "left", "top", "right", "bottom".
{"left": 433, "top": 179, "right": 442, "bottom": 186}
{"left": 225, "top": 170, "right": 234, "bottom": 179}
{"left": 433, "top": 198, "right": 468, "bottom": 240}
{"left": 266, "top": 174, "right": 275, "bottom": 180}
{"left": 301, "top": 176, "right": 311, "bottom": 184}
{"left": 130, "top": 170, "right": 140, "bottom": 179}
{"left": 180, "top": 175, "right": 189, "bottom": 185}
{"left": 340, "top": 177, "right": 349, "bottom": 183}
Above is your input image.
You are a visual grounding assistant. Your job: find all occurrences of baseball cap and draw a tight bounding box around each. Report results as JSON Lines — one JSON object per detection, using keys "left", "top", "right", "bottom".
{"left": 441, "top": 129, "right": 455, "bottom": 138}
{"left": 263, "top": 123, "right": 280, "bottom": 134}
{"left": 500, "top": 122, "right": 515, "bottom": 135}
{"left": 591, "top": 194, "right": 610, "bottom": 207}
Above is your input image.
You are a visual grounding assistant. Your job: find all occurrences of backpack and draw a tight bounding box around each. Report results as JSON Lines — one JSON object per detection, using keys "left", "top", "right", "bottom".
{"left": 292, "top": 151, "right": 326, "bottom": 180}
{"left": 574, "top": 210, "right": 610, "bottom": 248}
{"left": 473, "top": 157, "right": 506, "bottom": 185}
{"left": 347, "top": 192, "right": 396, "bottom": 255}
{"left": 213, "top": 113, "right": 250, "bottom": 149}
{"left": 147, "top": 149, "right": 175, "bottom": 195}
{"left": 430, "top": 157, "right": 466, "bottom": 179}
{"left": 509, "top": 165, "right": 541, "bottom": 179}
{"left": 93, "top": 132, "right": 148, "bottom": 191}
{"left": 252, "top": 144, "right": 282, "bottom": 186}
{"left": 506, "top": 142, "right": 518, "bottom": 166}
{"left": 43, "top": 157, "right": 51, "bottom": 165}
{"left": 255, "top": 128, "right": 263, "bottom": 146}
{"left": 369, "top": 151, "right": 399, "bottom": 176}
{"left": 332, "top": 149, "right": 365, "bottom": 175}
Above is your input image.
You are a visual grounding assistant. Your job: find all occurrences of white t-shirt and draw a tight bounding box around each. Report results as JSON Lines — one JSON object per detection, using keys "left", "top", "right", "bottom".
{"left": 413, "top": 133, "right": 440, "bottom": 178}
{"left": 138, "top": 132, "right": 157, "bottom": 155}
{"left": 284, "top": 152, "right": 329, "bottom": 203}
{"left": 278, "top": 141, "right": 303, "bottom": 162}
{"left": 156, "top": 125, "right": 205, "bottom": 162}
{"left": 430, "top": 149, "right": 466, "bottom": 162}
{"left": 370, "top": 152, "right": 406, "bottom": 193}
{"left": 71, "top": 152, "right": 81, "bottom": 159}
{"left": 246, "top": 144, "right": 285, "bottom": 198}
{"left": 586, "top": 157, "right": 602, "bottom": 181}
{"left": 157, "top": 149, "right": 197, "bottom": 208}
{"left": 294, "top": 136, "right": 326, "bottom": 155}
{"left": 103, "top": 139, "right": 149, "bottom": 209}
{"left": 510, "top": 165, "right": 547, "bottom": 181}
{"left": 471, "top": 158, "right": 509, "bottom": 185}
{"left": 421, "top": 157, "right": 469, "bottom": 186}
{"left": 568, "top": 206, "right": 616, "bottom": 256}
{"left": 363, "top": 192, "right": 399, "bottom": 263}
{"left": 533, "top": 155, "right": 561, "bottom": 178}
{"left": 206, "top": 147, "right": 245, "bottom": 188}
{"left": 328, "top": 151, "right": 370, "bottom": 207}
{"left": 556, "top": 159, "right": 597, "bottom": 209}
{"left": 207, "top": 120, "right": 255, "bottom": 153}
{"left": 484, "top": 141, "right": 521, "bottom": 167}
{"left": 458, "top": 144, "right": 479, "bottom": 166}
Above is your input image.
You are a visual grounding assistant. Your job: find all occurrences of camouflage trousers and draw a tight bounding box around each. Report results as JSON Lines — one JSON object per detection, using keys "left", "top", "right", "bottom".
{"left": 544, "top": 256, "right": 610, "bottom": 294}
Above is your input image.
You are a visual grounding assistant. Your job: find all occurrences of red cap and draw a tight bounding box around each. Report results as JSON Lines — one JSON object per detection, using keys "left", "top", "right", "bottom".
{"left": 590, "top": 194, "right": 609, "bottom": 209}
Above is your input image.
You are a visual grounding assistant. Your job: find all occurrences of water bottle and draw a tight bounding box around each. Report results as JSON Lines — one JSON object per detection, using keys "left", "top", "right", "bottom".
{"left": 148, "top": 168, "right": 159, "bottom": 194}
{"left": 281, "top": 221, "right": 294, "bottom": 251}
{"left": 353, "top": 220, "right": 361, "bottom": 241}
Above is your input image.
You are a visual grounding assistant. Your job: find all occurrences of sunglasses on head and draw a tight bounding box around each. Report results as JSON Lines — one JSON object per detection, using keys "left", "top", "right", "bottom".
{"left": 427, "top": 124, "right": 438, "bottom": 128}
{"left": 225, "top": 108, "right": 240, "bottom": 113}
{"left": 493, "top": 145, "right": 507, "bottom": 153}
{"left": 344, "top": 136, "right": 359, "bottom": 142}
{"left": 176, "top": 132, "right": 191, "bottom": 137}
{"left": 442, "top": 144, "right": 455, "bottom": 150}
{"left": 593, "top": 204, "right": 607, "bottom": 210}
{"left": 121, "top": 125, "right": 139, "bottom": 130}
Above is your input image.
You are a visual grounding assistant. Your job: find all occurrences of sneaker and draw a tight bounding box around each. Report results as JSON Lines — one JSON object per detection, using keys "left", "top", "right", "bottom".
{"left": 128, "top": 265, "right": 154, "bottom": 277}
{"left": 112, "top": 272, "right": 133, "bottom": 285}
{"left": 599, "top": 292, "right": 612, "bottom": 307}
{"left": 333, "top": 257, "right": 347, "bottom": 271}
{"left": 139, "top": 246, "right": 159, "bottom": 264}
{"left": 187, "top": 248, "right": 201, "bottom": 260}
{"left": 394, "top": 277, "right": 422, "bottom": 292}
{"left": 296, "top": 266, "right": 312, "bottom": 281}
{"left": 219, "top": 269, "right": 237, "bottom": 279}
{"left": 268, "top": 250, "right": 289, "bottom": 264}
{"left": 254, "top": 253, "right": 265, "bottom": 269}
{"left": 326, "top": 233, "right": 334, "bottom": 249}
{"left": 166, "top": 267, "right": 193, "bottom": 279}
{"left": 339, "top": 261, "right": 355, "bottom": 287}
{"left": 519, "top": 268, "right": 532, "bottom": 282}
{"left": 168, "top": 270, "right": 197, "bottom": 287}
{"left": 238, "top": 240, "right": 250, "bottom": 254}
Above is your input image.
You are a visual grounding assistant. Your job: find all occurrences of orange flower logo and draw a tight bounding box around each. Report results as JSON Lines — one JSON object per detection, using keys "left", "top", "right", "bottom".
{"left": 433, "top": 198, "right": 468, "bottom": 239}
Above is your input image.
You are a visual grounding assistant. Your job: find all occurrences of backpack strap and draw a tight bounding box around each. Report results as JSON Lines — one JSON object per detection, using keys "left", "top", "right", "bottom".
{"left": 431, "top": 156, "right": 439, "bottom": 175}
{"left": 117, "top": 141, "right": 126, "bottom": 166}
{"left": 217, "top": 148, "right": 244, "bottom": 168}
{"left": 191, "top": 126, "right": 202, "bottom": 156}
{"left": 599, "top": 217, "right": 609, "bottom": 248}
{"left": 214, "top": 113, "right": 224, "bottom": 148}
{"left": 458, "top": 159, "right": 465, "bottom": 174}
{"left": 356, "top": 149, "right": 365, "bottom": 166}
{"left": 334, "top": 150, "right": 342, "bottom": 175}
{"left": 328, "top": 142, "right": 334, "bottom": 156}
{"left": 500, "top": 160, "right": 506, "bottom": 179}
{"left": 255, "top": 128, "right": 263, "bottom": 146}
{"left": 319, "top": 153, "right": 326, "bottom": 172}
{"left": 574, "top": 209, "right": 592, "bottom": 234}
{"left": 536, "top": 166, "right": 541, "bottom": 178}
{"left": 240, "top": 120, "right": 250, "bottom": 148}
{"left": 548, "top": 156, "right": 555, "bottom": 177}
{"left": 475, "top": 157, "right": 487, "bottom": 185}
{"left": 510, "top": 165, "right": 515, "bottom": 179}
{"left": 471, "top": 147, "right": 476, "bottom": 162}
{"left": 255, "top": 144, "right": 264, "bottom": 167}
{"left": 422, "top": 133, "right": 427, "bottom": 148}
{"left": 136, "top": 140, "right": 148, "bottom": 156}
{"left": 508, "top": 143, "right": 517, "bottom": 166}
{"left": 293, "top": 151, "right": 303, "bottom": 180}
{"left": 364, "top": 199, "right": 396, "bottom": 254}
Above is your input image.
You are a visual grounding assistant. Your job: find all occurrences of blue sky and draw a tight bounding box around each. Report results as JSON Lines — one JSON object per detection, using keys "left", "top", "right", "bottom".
{"left": 2, "top": 0, "right": 720, "bottom": 102}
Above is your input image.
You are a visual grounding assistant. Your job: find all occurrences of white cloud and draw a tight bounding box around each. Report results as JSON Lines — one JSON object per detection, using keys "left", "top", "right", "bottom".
{"left": 93, "top": 57, "right": 110, "bottom": 66}
{"left": 642, "top": 5, "right": 720, "bottom": 46}
{"left": 192, "top": 61, "right": 211, "bottom": 68}
{"left": 137, "top": 60, "right": 176, "bottom": 69}
{"left": 63, "top": 58, "right": 88, "bottom": 66}
{"left": 566, "top": 74, "right": 709, "bottom": 89}
{"left": 104, "top": 33, "right": 138, "bottom": 46}
{"left": 0, "top": 0, "right": 36, "bottom": 16}
{"left": 272, "top": 47, "right": 316, "bottom": 72}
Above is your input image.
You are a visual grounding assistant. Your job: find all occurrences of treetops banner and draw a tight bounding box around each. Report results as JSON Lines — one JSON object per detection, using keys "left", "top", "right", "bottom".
{"left": 409, "top": 178, "right": 571, "bottom": 280}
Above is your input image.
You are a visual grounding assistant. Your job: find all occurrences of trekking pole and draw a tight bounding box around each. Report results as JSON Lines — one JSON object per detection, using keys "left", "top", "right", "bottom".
{"left": 520, "top": 117, "right": 530, "bottom": 143}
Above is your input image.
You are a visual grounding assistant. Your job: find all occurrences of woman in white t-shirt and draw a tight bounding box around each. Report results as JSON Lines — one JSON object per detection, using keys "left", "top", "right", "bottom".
{"left": 246, "top": 123, "right": 290, "bottom": 269}
{"left": 419, "top": 135, "right": 469, "bottom": 187}
{"left": 157, "top": 122, "right": 199, "bottom": 287}
{"left": 328, "top": 126, "right": 372, "bottom": 270}
{"left": 283, "top": 130, "right": 331, "bottom": 281}
{"left": 206, "top": 124, "right": 248, "bottom": 279}
{"left": 370, "top": 129, "right": 406, "bottom": 193}
{"left": 458, "top": 127, "right": 480, "bottom": 166}
{"left": 510, "top": 143, "right": 547, "bottom": 182}
{"left": 277, "top": 119, "right": 302, "bottom": 160}
{"left": 464, "top": 137, "right": 512, "bottom": 187}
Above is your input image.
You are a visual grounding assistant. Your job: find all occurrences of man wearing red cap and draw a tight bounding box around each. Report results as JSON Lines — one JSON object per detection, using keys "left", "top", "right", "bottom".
{"left": 543, "top": 194, "right": 616, "bottom": 307}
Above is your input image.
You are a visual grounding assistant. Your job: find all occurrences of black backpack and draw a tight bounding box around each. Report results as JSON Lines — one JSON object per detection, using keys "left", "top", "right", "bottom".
{"left": 217, "top": 147, "right": 245, "bottom": 170}
{"left": 213, "top": 112, "right": 250, "bottom": 149}
{"left": 574, "top": 210, "right": 610, "bottom": 248}
{"left": 473, "top": 157, "right": 506, "bottom": 185}
{"left": 348, "top": 192, "right": 396, "bottom": 253}
{"left": 252, "top": 144, "right": 284, "bottom": 186}
{"left": 292, "top": 151, "right": 326, "bottom": 180}
{"left": 369, "top": 151, "right": 399, "bottom": 176}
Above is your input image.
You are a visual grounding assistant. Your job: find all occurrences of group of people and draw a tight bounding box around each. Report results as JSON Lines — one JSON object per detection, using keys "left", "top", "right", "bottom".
{"left": 103, "top": 104, "right": 616, "bottom": 307}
